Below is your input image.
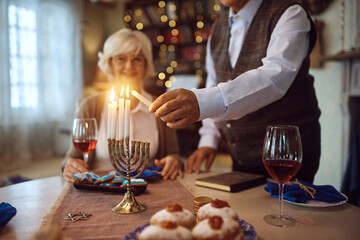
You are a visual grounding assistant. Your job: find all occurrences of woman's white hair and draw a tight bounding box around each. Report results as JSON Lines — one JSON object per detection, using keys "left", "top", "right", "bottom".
{"left": 98, "top": 28, "right": 155, "bottom": 80}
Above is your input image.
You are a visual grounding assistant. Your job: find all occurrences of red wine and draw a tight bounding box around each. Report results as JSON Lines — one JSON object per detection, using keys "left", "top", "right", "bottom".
{"left": 264, "top": 159, "right": 301, "bottom": 184}
{"left": 73, "top": 140, "right": 97, "bottom": 154}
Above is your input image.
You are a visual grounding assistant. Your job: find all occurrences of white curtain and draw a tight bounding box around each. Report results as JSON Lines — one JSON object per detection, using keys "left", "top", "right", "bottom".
{"left": 0, "top": 0, "right": 82, "bottom": 171}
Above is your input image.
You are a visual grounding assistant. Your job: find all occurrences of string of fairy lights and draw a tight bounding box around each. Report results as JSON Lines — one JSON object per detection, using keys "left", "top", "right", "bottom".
{"left": 123, "top": 0, "right": 223, "bottom": 90}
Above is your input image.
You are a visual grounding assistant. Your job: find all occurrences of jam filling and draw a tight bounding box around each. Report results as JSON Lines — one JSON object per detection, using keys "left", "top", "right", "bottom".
{"left": 209, "top": 216, "right": 223, "bottom": 230}
{"left": 160, "top": 221, "right": 178, "bottom": 229}
{"left": 166, "top": 204, "right": 183, "bottom": 212}
{"left": 211, "top": 199, "right": 230, "bottom": 208}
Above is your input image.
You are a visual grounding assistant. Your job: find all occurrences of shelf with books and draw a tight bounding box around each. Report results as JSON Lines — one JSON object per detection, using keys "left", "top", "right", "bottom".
{"left": 124, "top": 0, "right": 226, "bottom": 156}
{"left": 124, "top": 0, "right": 225, "bottom": 93}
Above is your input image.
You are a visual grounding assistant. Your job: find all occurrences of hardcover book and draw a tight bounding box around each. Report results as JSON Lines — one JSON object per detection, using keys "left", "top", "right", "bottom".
{"left": 195, "top": 171, "right": 267, "bottom": 192}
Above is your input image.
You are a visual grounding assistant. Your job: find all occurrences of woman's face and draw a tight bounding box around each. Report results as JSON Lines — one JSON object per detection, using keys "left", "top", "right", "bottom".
{"left": 110, "top": 49, "right": 146, "bottom": 88}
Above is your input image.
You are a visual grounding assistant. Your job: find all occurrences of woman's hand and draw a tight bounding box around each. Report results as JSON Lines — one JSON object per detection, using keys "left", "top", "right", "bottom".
{"left": 154, "top": 155, "right": 183, "bottom": 180}
{"left": 186, "top": 147, "right": 216, "bottom": 174}
{"left": 63, "top": 158, "right": 89, "bottom": 183}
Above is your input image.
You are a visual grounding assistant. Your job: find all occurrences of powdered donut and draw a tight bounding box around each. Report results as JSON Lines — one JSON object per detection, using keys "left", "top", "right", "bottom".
{"left": 150, "top": 204, "right": 196, "bottom": 229}
{"left": 192, "top": 215, "right": 243, "bottom": 240}
{"left": 197, "top": 199, "right": 238, "bottom": 221}
{"left": 139, "top": 221, "right": 193, "bottom": 240}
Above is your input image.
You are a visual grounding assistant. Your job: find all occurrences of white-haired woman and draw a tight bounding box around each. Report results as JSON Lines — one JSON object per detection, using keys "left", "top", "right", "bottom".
{"left": 62, "top": 29, "right": 183, "bottom": 182}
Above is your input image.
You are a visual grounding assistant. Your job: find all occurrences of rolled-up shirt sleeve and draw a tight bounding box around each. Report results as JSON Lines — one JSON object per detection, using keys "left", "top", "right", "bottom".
{"left": 193, "top": 4, "right": 310, "bottom": 122}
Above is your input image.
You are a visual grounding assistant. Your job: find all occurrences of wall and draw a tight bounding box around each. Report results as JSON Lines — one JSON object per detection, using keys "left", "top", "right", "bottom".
{"left": 82, "top": 2, "right": 106, "bottom": 89}
{"left": 104, "top": 3, "right": 125, "bottom": 36}
{"left": 312, "top": 0, "right": 358, "bottom": 189}
{"left": 81, "top": 0, "right": 125, "bottom": 94}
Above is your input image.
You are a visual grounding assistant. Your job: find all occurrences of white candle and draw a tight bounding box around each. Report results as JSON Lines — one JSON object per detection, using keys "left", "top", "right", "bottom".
{"left": 118, "top": 86, "right": 125, "bottom": 140}
{"left": 131, "top": 90, "right": 152, "bottom": 107}
{"left": 124, "top": 84, "right": 131, "bottom": 139}
{"left": 109, "top": 87, "right": 117, "bottom": 139}
{"left": 111, "top": 100, "right": 117, "bottom": 140}
{"left": 107, "top": 102, "right": 112, "bottom": 139}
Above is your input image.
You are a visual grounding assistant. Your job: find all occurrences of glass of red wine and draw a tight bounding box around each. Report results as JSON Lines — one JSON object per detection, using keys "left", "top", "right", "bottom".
{"left": 72, "top": 118, "right": 98, "bottom": 166}
{"left": 262, "top": 125, "right": 302, "bottom": 227}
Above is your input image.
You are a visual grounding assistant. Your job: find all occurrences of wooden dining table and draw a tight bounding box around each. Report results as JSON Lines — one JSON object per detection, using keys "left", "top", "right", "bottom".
{"left": 1, "top": 172, "right": 360, "bottom": 240}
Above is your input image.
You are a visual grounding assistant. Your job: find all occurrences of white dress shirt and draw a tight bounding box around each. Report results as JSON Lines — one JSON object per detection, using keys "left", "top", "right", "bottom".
{"left": 193, "top": 0, "right": 311, "bottom": 149}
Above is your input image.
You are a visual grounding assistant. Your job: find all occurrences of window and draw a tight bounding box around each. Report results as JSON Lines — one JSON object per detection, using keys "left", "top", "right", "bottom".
{"left": 0, "top": 0, "right": 82, "bottom": 168}
{"left": 8, "top": 5, "right": 38, "bottom": 109}
{"left": 1, "top": 0, "right": 82, "bottom": 124}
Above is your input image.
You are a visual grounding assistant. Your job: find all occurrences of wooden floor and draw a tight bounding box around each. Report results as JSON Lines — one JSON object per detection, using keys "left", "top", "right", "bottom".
{"left": 0, "top": 153, "right": 232, "bottom": 181}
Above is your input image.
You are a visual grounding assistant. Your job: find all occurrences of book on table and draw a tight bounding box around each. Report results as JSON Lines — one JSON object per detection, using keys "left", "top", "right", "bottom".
{"left": 195, "top": 171, "right": 267, "bottom": 192}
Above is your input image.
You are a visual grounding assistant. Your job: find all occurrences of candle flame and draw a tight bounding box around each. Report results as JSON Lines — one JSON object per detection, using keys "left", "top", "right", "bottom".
{"left": 110, "top": 87, "right": 116, "bottom": 102}
{"left": 85, "top": 122, "right": 88, "bottom": 129}
{"left": 126, "top": 84, "right": 130, "bottom": 98}
{"left": 120, "top": 86, "right": 124, "bottom": 98}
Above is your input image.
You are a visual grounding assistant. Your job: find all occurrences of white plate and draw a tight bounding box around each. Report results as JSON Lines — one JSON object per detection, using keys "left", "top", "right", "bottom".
{"left": 284, "top": 193, "right": 348, "bottom": 208}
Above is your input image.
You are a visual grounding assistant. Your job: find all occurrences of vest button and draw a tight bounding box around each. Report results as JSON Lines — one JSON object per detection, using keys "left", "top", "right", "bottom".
{"left": 226, "top": 123, "right": 231, "bottom": 129}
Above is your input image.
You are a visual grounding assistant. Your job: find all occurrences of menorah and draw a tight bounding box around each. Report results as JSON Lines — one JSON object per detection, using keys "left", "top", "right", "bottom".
{"left": 108, "top": 138, "right": 150, "bottom": 214}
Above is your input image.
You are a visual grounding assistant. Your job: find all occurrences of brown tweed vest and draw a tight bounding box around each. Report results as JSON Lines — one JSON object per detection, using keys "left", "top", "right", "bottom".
{"left": 210, "top": 0, "right": 321, "bottom": 179}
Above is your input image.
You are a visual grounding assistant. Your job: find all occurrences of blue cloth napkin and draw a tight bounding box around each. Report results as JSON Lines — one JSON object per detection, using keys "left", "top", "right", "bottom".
{"left": 0, "top": 202, "right": 17, "bottom": 229}
{"left": 264, "top": 180, "right": 347, "bottom": 203}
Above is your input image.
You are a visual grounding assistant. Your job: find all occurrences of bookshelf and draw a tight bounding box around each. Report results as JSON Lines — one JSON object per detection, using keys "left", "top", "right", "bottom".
{"left": 123, "top": 0, "right": 225, "bottom": 96}
{"left": 124, "top": 0, "right": 226, "bottom": 157}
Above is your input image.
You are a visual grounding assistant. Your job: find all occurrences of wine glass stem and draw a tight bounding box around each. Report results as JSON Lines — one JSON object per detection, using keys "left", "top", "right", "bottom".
{"left": 83, "top": 153, "right": 89, "bottom": 166}
{"left": 278, "top": 183, "right": 284, "bottom": 218}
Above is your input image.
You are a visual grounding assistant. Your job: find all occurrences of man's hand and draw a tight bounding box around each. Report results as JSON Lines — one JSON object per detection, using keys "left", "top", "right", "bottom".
{"left": 149, "top": 88, "right": 200, "bottom": 129}
{"left": 154, "top": 155, "right": 183, "bottom": 180}
{"left": 63, "top": 158, "right": 89, "bottom": 183}
{"left": 186, "top": 147, "right": 216, "bottom": 174}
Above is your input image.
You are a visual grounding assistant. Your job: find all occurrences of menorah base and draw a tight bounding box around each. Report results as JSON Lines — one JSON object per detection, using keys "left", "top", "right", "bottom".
{"left": 112, "top": 192, "right": 146, "bottom": 214}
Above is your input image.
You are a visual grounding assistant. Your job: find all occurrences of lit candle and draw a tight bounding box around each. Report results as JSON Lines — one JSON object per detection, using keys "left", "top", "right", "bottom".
{"left": 131, "top": 90, "right": 152, "bottom": 107}
{"left": 124, "top": 84, "right": 131, "bottom": 139}
{"left": 118, "top": 86, "right": 125, "bottom": 140}
{"left": 107, "top": 95, "right": 112, "bottom": 140}
{"left": 109, "top": 87, "right": 117, "bottom": 139}
{"left": 112, "top": 99, "right": 117, "bottom": 140}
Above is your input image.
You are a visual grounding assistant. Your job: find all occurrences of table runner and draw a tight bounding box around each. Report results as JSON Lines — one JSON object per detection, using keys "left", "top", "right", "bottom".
{"left": 42, "top": 179, "right": 194, "bottom": 240}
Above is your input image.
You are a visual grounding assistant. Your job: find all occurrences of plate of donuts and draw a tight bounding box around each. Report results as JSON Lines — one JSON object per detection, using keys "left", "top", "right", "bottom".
{"left": 123, "top": 218, "right": 257, "bottom": 240}
{"left": 123, "top": 200, "right": 257, "bottom": 240}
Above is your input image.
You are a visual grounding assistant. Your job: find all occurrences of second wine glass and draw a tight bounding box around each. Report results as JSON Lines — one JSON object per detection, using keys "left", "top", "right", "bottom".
{"left": 72, "top": 118, "right": 98, "bottom": 166}
{"left": 262, "top": 125, "right": 302, "bottom": 227}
